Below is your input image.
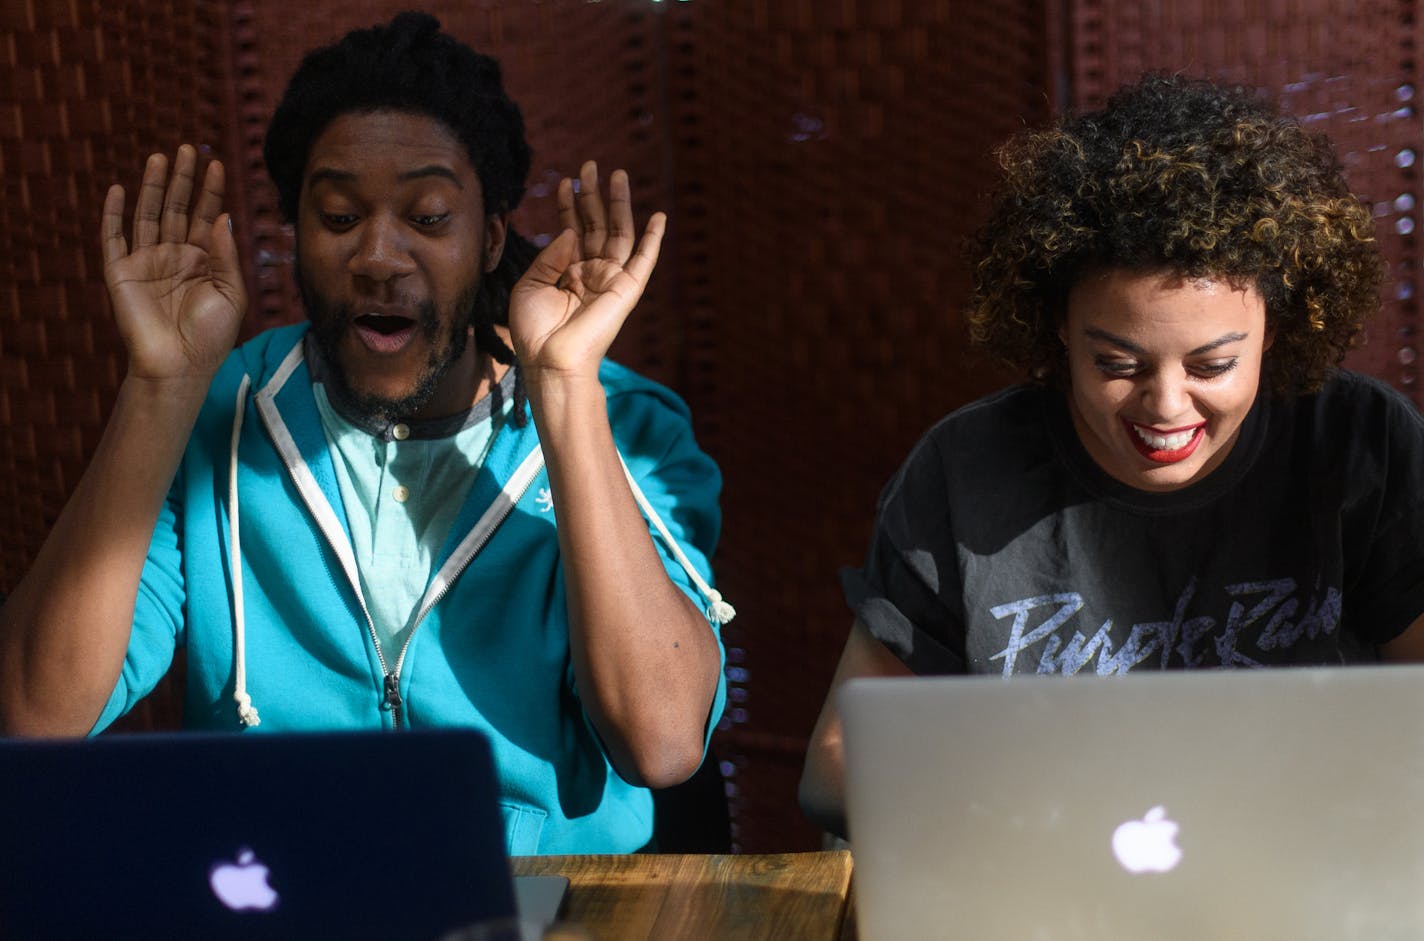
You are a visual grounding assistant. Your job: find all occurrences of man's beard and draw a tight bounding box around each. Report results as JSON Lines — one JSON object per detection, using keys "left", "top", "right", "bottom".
{"left": 296, "top": 261, "right": 481, "bottom": 425}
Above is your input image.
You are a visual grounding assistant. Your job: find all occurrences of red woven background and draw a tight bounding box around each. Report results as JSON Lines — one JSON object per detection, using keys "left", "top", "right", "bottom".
{"left": 3, "top": 0, "right": 1419, "bottom": 851}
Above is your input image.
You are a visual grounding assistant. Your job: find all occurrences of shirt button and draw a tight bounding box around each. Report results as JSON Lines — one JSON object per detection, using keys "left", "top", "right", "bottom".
{"left": 392, "top": 485, "right": 410, "bottom": 503}
{"left": 392, "top": 423, "right": 410, "bottom": 441}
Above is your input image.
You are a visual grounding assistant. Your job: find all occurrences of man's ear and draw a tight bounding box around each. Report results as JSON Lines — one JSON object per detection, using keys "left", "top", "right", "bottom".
{"left": 484, "top": 212, "right": 510, "bottom": 273}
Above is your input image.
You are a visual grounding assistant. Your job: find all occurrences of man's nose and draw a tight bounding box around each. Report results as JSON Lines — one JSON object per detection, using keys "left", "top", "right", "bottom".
{"left": 348, "top": 215, "right": 416, "bottom": 282}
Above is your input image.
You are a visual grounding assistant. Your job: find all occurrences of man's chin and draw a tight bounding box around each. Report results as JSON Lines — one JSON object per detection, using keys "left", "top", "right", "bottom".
{"left": 315, "top": 324, "right": 468, "bottom": 424}
{"left": 346, "top": 384, "right": 432, "bottom": 422}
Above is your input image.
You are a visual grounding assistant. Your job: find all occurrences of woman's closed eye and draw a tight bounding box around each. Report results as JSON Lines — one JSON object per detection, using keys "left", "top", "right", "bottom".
{"left": 1189, "top": 358, "right": 1239, "bottom": 378}
{"left": 1094, "top": 356, "right": 1142, "bottom": 377}
{"left": 1093, "top": 356, "right": 1241, "bottom": 379}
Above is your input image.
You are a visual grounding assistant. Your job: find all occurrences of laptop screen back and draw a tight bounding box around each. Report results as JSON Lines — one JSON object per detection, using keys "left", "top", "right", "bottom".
{"left": 0, "top": 729, "right": 516, "bottom": 940}
{"left": 840, "top": 667, "right": 1424, "bottom": 941}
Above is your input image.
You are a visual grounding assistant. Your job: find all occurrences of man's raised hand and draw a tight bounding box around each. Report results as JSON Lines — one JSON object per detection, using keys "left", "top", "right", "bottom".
{"left": 509, "top": 161, "right": 665, "bottom": 387}
{"left": 101, "top": 145, "right": 247, "bottom": 386}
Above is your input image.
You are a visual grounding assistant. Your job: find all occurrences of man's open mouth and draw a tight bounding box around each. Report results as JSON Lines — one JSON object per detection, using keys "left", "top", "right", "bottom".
{"left": 358, "top": 313, "right": 415, "bottom": 335}
{"left": 353, "top": 313, "right": 418, "bottom": 353}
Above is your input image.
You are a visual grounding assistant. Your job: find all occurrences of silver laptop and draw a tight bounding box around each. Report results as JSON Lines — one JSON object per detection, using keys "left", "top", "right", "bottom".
{"left": 0, "top": 729, "right": 534, "bottom": 940}
{"left": 840, "top": 666, "right": 1424, "bottom": 940}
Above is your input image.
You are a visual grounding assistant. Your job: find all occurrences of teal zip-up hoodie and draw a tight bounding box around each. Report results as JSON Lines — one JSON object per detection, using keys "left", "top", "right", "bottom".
{"left": 96, "top": 324, "right": 729, "bottom": 854}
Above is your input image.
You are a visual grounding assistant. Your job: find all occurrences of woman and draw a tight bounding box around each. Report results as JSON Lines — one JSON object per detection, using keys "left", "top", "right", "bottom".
{"left": 800, "top": 74, "right": 1424, "bottom": 837}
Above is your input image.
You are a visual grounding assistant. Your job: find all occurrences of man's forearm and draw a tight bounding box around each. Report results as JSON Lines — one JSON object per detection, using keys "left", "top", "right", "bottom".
{"left": 530, "top": 375, "right": 722, "bottom": 788}
{"left": 0, "top": 375, "right": 208, "bottom": 735}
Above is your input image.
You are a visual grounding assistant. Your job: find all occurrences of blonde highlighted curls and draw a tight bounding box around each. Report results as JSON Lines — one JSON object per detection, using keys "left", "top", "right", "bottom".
{"left": 967, "top": 74, "right": 1382, "bottom": 394}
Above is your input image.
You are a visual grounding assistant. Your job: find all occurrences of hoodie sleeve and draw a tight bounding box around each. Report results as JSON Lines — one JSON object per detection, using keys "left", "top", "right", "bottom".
{"left": 602, "top": 363, "right": 729, "bottom": 748}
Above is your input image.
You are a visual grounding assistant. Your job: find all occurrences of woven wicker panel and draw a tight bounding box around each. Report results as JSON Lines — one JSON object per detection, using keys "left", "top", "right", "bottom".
{"left": 0, "top": 0, "right": 236, "bottom": 728}
{"left": 1067, "top": 0, "right": 1423, "bottom": 401}
{"left": 0, "top": 1, "right": 228, "bottom": 588}
{"left": 666, "top": 0, "right": 1049, "bottom": 851}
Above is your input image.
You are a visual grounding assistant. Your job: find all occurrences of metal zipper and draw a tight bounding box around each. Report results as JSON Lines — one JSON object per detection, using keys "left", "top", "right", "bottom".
{"left": 385, "top": 459, "right": 544, "bottom": 717}
{"left": 257, "top": 380, "right": 397, "bottom": 728}
{"left": 285, "top": 453, "right": 397, "bottom": 724}
{"left": 258, "top": 358, "right": 543, "bottom": 732}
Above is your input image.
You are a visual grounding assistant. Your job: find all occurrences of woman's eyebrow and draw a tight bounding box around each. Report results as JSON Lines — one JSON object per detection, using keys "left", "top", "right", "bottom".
{"left": 1083, "top": 326, "right": 1145, "bottom": 353}
{"left": 1082, "top": 326, "right": 1249, "bottom": 355}
{"left": 1187, "top": 332, "right": 1248, "bottom": 355}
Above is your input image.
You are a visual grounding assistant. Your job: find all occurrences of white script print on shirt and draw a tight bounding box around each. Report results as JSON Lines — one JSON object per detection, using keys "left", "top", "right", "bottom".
{"left": 986, "top": 576, "right": 1342, "bottom": 676}
{"left": 536, "top": 488, "right": 554, "bottom": 513}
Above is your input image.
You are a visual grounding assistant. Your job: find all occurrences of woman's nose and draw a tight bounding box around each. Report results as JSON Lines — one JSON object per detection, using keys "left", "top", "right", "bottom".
{"left": 1140, "top": 370, "right": 1190, "bottom": 421}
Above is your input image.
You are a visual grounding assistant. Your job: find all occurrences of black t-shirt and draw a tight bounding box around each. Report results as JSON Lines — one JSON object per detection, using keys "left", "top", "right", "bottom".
{"left": 843, "top": 370, "right": 1424, "bottom": 675}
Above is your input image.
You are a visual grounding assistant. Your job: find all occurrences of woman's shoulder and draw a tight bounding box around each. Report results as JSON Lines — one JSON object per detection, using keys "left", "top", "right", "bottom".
{"left": 888, "top": 383, "right": 1060, "bottom": 500}
{"left": 1299, "top": 369, "right": 1424, "bottom": 437}
{"left": 918, "top": 382, "right": 1048, "bottom": 447}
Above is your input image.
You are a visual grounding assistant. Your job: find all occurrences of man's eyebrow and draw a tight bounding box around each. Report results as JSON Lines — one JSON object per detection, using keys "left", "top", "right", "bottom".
{"left": 1082, "top": 326, "right": 1249, "bottom": 356}
{"left": 398, "top": 165, "right": 464, "bottom": 187}
{"left": 305, "top": 166, "right": 464, "bottom": 188}
{"left": 306, "top": 167, "right": 356, "bottom": 187}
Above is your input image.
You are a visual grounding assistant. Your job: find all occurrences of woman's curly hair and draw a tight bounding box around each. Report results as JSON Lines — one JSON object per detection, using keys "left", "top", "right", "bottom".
{"left": 967, "top": 73, "right": 1382, "bottom": 394}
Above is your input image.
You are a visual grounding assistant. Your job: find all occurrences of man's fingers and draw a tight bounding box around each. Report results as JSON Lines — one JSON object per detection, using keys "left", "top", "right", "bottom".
{"left": 522, "top": 228, "right": 578, "bottom": 289}
{"left": 101, "top": 184, "right": 129, "bottom": 269}
{"left": 208, "top": 213, "right": 248, "bottom": 309}
{"left": 574, "top": 160, "right": 608, "bottom": 259}
{"left": 187, "top": 157, "right": 226, "bottom": 251}
{"left": 555, "top": 177, "right": 583, "bottom": 262}
{"left": 101, "top": 181, "right": 128, "bottom": 267}
{"left": 132, "top": 153, "right": 167, "bottom": 249}
{"left": 621, "top": 212, "right": 666, "bottom": 288}
{"left": 159, "top": 145, "right": 197, "bottom": 244}
{"left": 604, "top": 169, "right": 635, "bottom": 264}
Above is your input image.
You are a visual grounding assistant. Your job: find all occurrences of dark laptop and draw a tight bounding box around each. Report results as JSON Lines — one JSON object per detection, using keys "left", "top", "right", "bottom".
{"left": 0, "top": 728, "right": 520, "bottom": 940}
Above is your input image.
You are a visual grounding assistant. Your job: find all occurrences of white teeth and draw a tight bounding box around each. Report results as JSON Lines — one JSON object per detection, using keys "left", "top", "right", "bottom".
{"left": 1133, "top": 425, "right": 1194, "bottom": 451}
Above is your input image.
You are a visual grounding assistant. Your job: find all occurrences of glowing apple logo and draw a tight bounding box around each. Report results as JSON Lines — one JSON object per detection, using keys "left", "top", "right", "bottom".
{"left": 1111, "top": 806, "right": 1182, "bottom": 874}
{"left": 208, "top": 848, "right": 280, "bottom": 912}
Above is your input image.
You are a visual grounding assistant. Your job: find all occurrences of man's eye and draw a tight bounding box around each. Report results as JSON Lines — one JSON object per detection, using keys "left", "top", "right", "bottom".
{"left": 322, "top": 213, "right": 357, "bottom": 228}
{"left": 412, "top": 213, "right": 449, "bottom": 227}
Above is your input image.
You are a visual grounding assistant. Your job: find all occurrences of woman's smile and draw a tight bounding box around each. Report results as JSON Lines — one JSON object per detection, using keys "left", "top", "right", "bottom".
{"left": 1063, "top": 269, "right": 1271, "bottom": 492}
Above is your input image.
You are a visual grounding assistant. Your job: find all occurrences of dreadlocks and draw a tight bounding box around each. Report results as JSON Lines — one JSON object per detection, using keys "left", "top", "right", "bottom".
{"left": 263, "top": 10, "right": 534, "bottom": 422}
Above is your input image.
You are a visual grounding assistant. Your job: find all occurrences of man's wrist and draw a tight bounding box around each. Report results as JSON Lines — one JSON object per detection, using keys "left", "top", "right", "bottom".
{"left": 525, "top": 373, "right": 610, "bottom": 452}
{"left": 118, "top": 371, "right": 213, "bottom": 414}
{"left": 524, "top": 368, "right": 605, "bottom": 412}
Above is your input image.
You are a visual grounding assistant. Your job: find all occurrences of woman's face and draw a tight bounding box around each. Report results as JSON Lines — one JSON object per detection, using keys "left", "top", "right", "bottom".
{"left": 1061, "top": 268, "right": 1271, "bottom": 492}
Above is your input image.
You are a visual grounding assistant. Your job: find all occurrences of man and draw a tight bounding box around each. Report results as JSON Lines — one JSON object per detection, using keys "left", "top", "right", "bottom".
{"left": 0, "top": 12, "right": 731, "bottom": 855}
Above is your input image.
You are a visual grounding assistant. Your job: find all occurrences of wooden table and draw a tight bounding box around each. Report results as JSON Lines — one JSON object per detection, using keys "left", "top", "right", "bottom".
{"left": 511, "top": 851, "right": 855, "bottom": 940}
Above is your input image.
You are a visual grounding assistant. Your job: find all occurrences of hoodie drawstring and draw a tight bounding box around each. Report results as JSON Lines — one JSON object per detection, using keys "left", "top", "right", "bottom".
{"left": 617, "top": 454, "right": 737, "bottom": 625}
{"left": 225, "top": 373, "right": 733, "bottom": 729}
{"left": 229, "top": 374, "right": 260, "bottom": 728}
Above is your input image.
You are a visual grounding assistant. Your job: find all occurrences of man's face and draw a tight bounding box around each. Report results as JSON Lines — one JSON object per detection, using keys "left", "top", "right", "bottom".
{"left": 1061, "top": 268, "right": 1271, "bottom": 492}
{"left": 296, "top": 110, "right": 506, "bottom": 423}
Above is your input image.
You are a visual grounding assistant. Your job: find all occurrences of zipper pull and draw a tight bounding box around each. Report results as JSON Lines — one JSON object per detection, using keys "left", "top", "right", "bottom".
{"left": 382, "top": 672, "right": 405, "bottom": 728}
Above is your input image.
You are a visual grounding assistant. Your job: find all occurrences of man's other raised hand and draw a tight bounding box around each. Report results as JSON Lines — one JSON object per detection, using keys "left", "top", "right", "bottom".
{"left": 101, "top": 144, "right": 246, "bottom": 387}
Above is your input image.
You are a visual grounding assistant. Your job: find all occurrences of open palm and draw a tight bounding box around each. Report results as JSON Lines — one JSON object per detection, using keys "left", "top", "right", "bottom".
{"left": 101, "top": 145, "right": 246, "bottom": 384}
{"left": 509, "top": 162, "right": 665, "bottom": 382}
